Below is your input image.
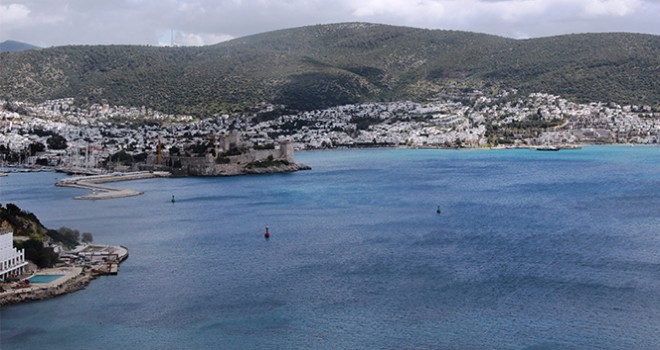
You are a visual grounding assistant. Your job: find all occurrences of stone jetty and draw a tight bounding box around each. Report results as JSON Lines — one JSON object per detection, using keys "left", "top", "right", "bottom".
{"left": 56, "top": 171, "right": 170, "bottom": 200}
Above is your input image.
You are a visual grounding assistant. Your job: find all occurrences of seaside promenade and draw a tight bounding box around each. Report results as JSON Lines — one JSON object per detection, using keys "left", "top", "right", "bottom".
{"left": 56, "top": 171, "right": 170, "bottom": 200}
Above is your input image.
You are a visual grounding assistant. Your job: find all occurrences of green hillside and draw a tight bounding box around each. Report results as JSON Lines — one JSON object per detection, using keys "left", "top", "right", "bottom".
{"left": 0, "top": 203, "right": 86, "bottom": 268}
{"left": 1, "top": 23, "right": 658, "bottom": 115}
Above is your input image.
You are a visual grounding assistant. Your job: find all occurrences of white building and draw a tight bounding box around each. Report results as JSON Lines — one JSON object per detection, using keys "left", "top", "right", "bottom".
{"left": 0, "top": 230, "right": 28, "bottom": 281}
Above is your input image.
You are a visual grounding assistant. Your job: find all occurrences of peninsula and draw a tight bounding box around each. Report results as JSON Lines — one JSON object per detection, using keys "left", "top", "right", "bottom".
{"left": 50, "top": 130, "right": 310, "bottom": 199}
{"left": 137, "top": 131, "right": 311, "bottom": 177}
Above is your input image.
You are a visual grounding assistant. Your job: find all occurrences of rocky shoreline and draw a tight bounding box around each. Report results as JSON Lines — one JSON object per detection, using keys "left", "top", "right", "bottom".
{"left": 224, "top": 163, "right": 312, "bottom": 176}
{"left": 0, "top": 268, "right": 94, "bottom": 306}
{"left": 0, "top": 244, "right": 128, "bottom": 307}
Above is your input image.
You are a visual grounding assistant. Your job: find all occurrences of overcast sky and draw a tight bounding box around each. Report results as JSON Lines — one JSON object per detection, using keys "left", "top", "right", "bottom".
{"left": 1, "top": 0, "right": 659, "bottom": 47}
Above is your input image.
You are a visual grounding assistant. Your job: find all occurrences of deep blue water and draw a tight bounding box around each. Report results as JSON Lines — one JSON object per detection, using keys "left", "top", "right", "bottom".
{"left": 1, "top": 147, "right": 659, "bottom": 349}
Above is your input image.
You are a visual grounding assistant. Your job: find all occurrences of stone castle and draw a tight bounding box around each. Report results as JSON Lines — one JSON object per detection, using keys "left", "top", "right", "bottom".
{"left": 145, "top": 131, "right": 303, "bottom": 176}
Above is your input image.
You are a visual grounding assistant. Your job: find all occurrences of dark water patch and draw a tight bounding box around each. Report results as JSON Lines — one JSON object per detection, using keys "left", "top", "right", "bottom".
{"left": 0, "top": 327, "right": 47, "bottom": 345}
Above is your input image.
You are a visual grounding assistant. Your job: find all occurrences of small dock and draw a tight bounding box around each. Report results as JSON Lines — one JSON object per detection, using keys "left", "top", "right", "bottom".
{"left": 91, "top": 263, "right": 118, "bottom": 276}
{"left": 66, "top": 244, "right": 128, "bottom": 276}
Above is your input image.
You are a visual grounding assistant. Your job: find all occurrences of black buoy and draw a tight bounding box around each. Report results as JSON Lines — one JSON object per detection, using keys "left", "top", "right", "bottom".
{"left": 436, "top": 205, "right": 441, "bottom": 214}
{"left": 171, "top": 194, "right": 176, "bottom": 203}
{"left": 264, "top": 225, "right": 270, "bottom": 239}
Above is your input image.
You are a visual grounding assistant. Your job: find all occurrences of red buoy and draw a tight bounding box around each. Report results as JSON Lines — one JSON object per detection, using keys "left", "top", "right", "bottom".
{"left": 264, "top": 225, "right": 270, "bottom": 239}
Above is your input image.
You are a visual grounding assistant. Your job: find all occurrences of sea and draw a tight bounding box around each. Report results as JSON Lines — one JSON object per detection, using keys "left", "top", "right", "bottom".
{"left": 1, "top": 146, "right": 659, "bottom": 350}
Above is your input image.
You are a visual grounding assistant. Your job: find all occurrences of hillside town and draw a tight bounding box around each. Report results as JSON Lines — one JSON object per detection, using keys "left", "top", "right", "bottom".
{"left": 1, "top": 89, "right": 658, "bottom": 170}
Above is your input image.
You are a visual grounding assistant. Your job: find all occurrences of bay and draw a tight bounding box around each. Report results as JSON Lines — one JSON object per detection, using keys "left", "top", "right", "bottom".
{"left": 1, "top": 146, "right": 659, "bottom": 349}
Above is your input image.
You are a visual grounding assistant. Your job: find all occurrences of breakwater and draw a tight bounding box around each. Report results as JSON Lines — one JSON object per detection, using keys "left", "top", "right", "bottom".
{"left": 56, "top": 171, "right": 170, "bottom": 200}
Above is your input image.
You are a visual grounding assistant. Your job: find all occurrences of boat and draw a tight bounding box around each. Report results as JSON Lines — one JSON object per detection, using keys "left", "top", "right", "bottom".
{"left": 535, "top": 144, "right": 583, "bottom": 151}
{"left": 535, "top": 146, "right": 560, "bottom": 151}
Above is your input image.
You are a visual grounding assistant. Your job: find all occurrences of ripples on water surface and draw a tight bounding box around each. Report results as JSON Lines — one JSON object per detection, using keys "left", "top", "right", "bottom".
{"left": 1, "top": 147, "right": 659, "bottom": 349}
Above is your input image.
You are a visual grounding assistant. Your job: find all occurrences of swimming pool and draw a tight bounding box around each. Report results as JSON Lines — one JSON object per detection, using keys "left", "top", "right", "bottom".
{"left": 28, "top": 274, "right": 64, "bottom": 284}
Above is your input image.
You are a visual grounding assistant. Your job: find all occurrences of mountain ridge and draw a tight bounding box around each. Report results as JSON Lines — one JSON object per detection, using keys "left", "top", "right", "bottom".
{"left": 1, "top": 23, "right": 658, "bottom": 115}
{"left": 0, "top": 40, "right": 40, "bottom": 53}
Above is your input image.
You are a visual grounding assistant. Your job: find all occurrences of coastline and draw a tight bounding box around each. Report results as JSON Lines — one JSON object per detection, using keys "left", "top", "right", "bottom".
{"left": 0, "top": 266, "right": 93, "bottom": 306}
{"left": 297, "top": 143, "right": 592, "bottom": 152}
{"left": 0, "top": 245, "right": 128, "bottom": 307}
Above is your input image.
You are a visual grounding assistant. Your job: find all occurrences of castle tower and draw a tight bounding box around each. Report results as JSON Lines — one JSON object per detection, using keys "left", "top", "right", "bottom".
{"left": 279, "top": 140, "right": 294, "bottom": 163}
{"left": 157, "top": 136, "right": 162, "bottom": 165}
{"left": 209, "top": 133, "right": 221, "bottom": 156}
{"left": 222, "top": 131, "right": 241, "bottom": 152}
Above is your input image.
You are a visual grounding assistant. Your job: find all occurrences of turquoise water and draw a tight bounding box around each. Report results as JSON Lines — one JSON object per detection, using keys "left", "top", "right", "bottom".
{"left": 28, "top": 274, "right": 65, "bottom": 284}
{"left": 1, "top": 146, "right": 659, "bottom": 349}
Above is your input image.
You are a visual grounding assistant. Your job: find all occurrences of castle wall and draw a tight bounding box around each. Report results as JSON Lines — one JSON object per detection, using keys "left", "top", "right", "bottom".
{"left": 155, "top": 133, "right": 296, "bottom": 176}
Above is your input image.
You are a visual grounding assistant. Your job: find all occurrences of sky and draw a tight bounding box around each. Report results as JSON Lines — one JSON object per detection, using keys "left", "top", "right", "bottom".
{"left": 1, "top": 0, "right": 659, "bottom": 47}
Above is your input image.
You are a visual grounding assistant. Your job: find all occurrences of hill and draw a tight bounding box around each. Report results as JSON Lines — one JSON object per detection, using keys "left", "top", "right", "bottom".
{"left": 1, "top": 203, "right": 86, "bottom": 268}
{"left": 0, "top": 203, "right": 80, "bottom": 246}
{"left": 0, "top": 40, "right": 40, "bottom": 52}
{"left": 0, "top": 23, "right": 658, "bottom": 115}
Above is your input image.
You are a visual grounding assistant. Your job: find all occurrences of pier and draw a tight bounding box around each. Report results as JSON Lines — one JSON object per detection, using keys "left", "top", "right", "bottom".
{"left": 56, "top": 171, "right": 170, "bottom": 200}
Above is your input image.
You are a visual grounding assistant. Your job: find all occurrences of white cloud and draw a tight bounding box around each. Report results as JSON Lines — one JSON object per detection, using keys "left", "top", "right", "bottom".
{"left": 345, "top": 0, "right": 643, "bottom": 23}
{"left": 174, "top": 31, "right": 232, "bottom": 46}
{"left": 0, "top": 0, "right": 658, "bottom": 46}
{"left": 205, "top": 33, "right": 235, "bottom": 45}
{"left": 158, "top": 30, "right": 235, "bottom": 46}
{"left": 341, "top": 0, "right": 655, "bottom": 37}
{"left": 349, "top": 0, "right": 448, "bottom": 18}
{"left": 581, "top": 0, "right": 641, "bottom": 16}
{"left": 0, "top": 3, "right": 30, "bottom": 25}
{"left": 178, "top": 32, "right": 205, "bottom": 46}
{"left": 482, "top": 0, "right": 552, "bottom": 22}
